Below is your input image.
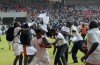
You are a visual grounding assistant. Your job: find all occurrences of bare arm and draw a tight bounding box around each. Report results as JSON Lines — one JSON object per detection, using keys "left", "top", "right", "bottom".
{"left": 86, "top": 42, "right": 98, "bottom": 57}
{"left": 39, "top": 37, "right": 52, "bottom": 48}
{"left": 52, "top": 38, "right": 61, "bottom": 45}
{"left": 81, "top": 42, "right": 99, "bottom": 62}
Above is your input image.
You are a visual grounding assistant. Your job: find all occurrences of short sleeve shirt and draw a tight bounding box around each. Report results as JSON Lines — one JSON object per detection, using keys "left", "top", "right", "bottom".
{"left": 56, "top": 32, "right": 67, "bottom": 46}
{"left": 13, "top": 27, "right": 21, "bottom": 43}
{"left": 87, "top": 28, "right": 100, "bottom": 54}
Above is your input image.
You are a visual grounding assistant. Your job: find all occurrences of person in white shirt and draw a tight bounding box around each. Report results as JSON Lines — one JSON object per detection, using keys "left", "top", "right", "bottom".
{"left": 71, "top": 27, "right": 85, "bottom": 63}
{"left": 13, "top": 22, "right": 37, "bottom": 65}
{"left": 81, "top": 21, "right": 100, "bottom": 65}
{"left": 13, "top": 22, "right": 23, "bottom": 65}
{"left": 20, "top": 23, "right": 37, "bottom": 65}
{"left": 61, "top": 23, "right": 71, "bottom": 45}
{"left": 30, "top": 29, "right": 52, "bottom": 65}
{"left": 39, "top": 21, "right": 47, "bottom": 30}
{"left": 61, "top": 25, "right": 70, "bottom": 38}
{"left": 50, "top": 29, "right": 68, "bottom": 65}
{"left": 66, "top": 22, "right": 85, "bottom": 63}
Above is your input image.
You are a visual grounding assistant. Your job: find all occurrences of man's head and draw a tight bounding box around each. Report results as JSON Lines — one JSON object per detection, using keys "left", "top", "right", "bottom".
{"left": 89, "top": 21, "right": 99, "bottom": 29}
{"left": 50, "top": 28, "right": 57, "bottom": 36}
{"left": 14, "top": 22, "right": 21, "bottom": 28}
{"left": 66, "top": 22, "right": 72, "bottom": 28}
{"left": 35, "top": 29, "right": 43, "bottom": 39}
{"left": 22, "top": 23, "right": 29, "bottom": 28}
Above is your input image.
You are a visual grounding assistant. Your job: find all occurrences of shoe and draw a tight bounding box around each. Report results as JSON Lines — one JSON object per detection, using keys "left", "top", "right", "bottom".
{"left": 73, "top": 61, "right": 78, "bottom": 63}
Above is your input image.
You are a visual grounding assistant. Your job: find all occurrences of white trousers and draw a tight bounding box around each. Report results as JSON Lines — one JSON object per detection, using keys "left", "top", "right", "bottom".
{"left": 12, "top": 43, "right": 23, "bottom": 56}
{"left": 30, "top": 52, "right": 50, "bottom": 65}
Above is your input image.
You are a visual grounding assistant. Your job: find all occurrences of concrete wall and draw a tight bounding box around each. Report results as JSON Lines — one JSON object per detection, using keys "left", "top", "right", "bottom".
{"left": 0, "top": 12, "right": 27, "bottom": 18}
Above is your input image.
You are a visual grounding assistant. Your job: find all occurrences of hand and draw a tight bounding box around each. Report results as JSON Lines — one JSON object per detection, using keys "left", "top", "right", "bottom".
{"left": 39, "top": 43, "right": 52, "bottom": 48}
{"left": 39, "top": 44, "right": 44, "bottom": 47}
{"left": 81, "top": 55, "right": 88, "bottom": 62}
{"left": 82, "top": 44, "right": 87, "bottom": 50}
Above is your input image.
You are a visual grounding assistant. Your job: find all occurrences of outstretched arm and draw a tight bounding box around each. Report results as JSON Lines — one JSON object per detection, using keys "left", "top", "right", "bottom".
{"left": 81, "top": 42, "right": 98, "bottom": 62}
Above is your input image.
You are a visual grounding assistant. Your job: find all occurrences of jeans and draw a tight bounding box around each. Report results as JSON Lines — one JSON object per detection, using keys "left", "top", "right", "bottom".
{"left": 54, "top": 44, "right": 68, "bottom": 65}
{"left": 72, "top": 40, "right": 85, "bottom": 62}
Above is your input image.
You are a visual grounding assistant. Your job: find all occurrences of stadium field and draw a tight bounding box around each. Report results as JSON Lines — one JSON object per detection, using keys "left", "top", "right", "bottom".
{"left": 0, "top": 35, "right": 84, "bottom": 65}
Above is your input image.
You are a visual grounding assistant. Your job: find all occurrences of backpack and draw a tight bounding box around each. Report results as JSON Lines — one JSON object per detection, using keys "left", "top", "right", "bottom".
{"left": 6, "top": 27, "right": 15, "bottom": 41}
{"left": 20, "top": 30, "right": 32, "bottom": 45}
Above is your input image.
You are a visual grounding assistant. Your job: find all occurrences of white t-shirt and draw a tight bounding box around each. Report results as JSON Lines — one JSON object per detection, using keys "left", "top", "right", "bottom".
{"left": 86, "top": 28, "right": 100, "bottom": 64}
{"left": 30, "top": 29, "right": 36, "bottom": 38}
{"left": 77, "top": 25, "right": 81, "bottom": 32}
{"left": 70, "top": 25, "right": 83, "bottom": 42}
{"left": 56, "top": 32, "right": 67, "bottom": 46}
{"left": 13, "top": 27, "right": 22, "bottom": 56}
{"left": 40, "top": 24, "right": 48, "bottom": 32}
{"left": 30, "top": 29, "right": 36, "bottom": 35}
{"left": 73, "top": 32, "right": 83, "bottom": 42}
{"left": 61, "top": 26, "right": 70, "bottom": 33}
{"left": 13, "top": 27, "right": 21, "bottom": 43}
{"left": 71, "top": 25, "right": 78, "bottom": 33}
{"left": 40, "top": 24, "right": 47, "bottom": 29}
{"left": 87, "top": 28, "right": 100, "bottom": 54}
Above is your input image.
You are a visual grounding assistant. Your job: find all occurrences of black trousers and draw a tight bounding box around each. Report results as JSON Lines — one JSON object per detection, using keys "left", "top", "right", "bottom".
{"left": 72, "top": 40, "right": 85, "bottom": 62}
{"left": 54, "top": 44, "right": 68, "bottom": 65}
{"left": 65, "top": 44, "right": 68, "bottom": 63}
{"left": 81, "top": 34, "right": 86, "bottom": 40}
{"left": 24, "top": 55, "right": 35, "bottom": 65}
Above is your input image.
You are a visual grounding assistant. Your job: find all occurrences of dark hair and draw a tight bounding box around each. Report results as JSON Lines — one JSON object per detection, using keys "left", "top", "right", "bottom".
{"left": 14, "top": 22, "right": 19, "bottom": 28}
{"left": 22, "top": 23, "right": 29, "bottom": 28}
{"left": 89, "top": 21, "right": 99, "bottom": 29}
{"left": 35, "top": 29, "right": 42, "bottom": 34}
{"left": 46, "top": 31, "right": 52, "bottom": 37}
{"left": 49, "top": 28, "right": 57, "bottom": 36}
{"left": 66, "top": 22, "right": 72, "bottom": 28}
{"left": 50, "top": 28, "right": 56, "bottom": 33}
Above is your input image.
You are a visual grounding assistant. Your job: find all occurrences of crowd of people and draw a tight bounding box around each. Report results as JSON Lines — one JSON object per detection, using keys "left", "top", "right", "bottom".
{"left": 0, "top": 4, "right": 27, "bottom": 12}
{"left": 10, "top": 18, "right": 100, "bottom": 65}
{"left": 3, "top": 3, "right": 100, "bottom": 65}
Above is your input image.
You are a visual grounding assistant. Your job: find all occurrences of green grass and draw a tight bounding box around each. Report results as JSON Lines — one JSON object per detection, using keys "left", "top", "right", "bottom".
{"left": 0, "top": 35, "right": 84, "bottom": 65}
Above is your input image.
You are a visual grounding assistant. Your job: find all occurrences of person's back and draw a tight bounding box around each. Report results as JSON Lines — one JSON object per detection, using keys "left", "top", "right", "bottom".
{"left": 12, "top": 22, "right": 23, "bottom": 65}
{"left": 81, "top": 21, "right": 100, "bottom": 65}
{"left": 56, "top": 32, "right": 67, "bottom": 46}
{"left": 13, "top": 22, "right": 22, "bottom": 56}
{"left": 87, "top": 28, "right": 100, "bottom": 55}
{"left": 20, "top": 30, "right": 32, "bottom": 45}
{"left": 13, "top": 27, "right": 21, "bottom": 43}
